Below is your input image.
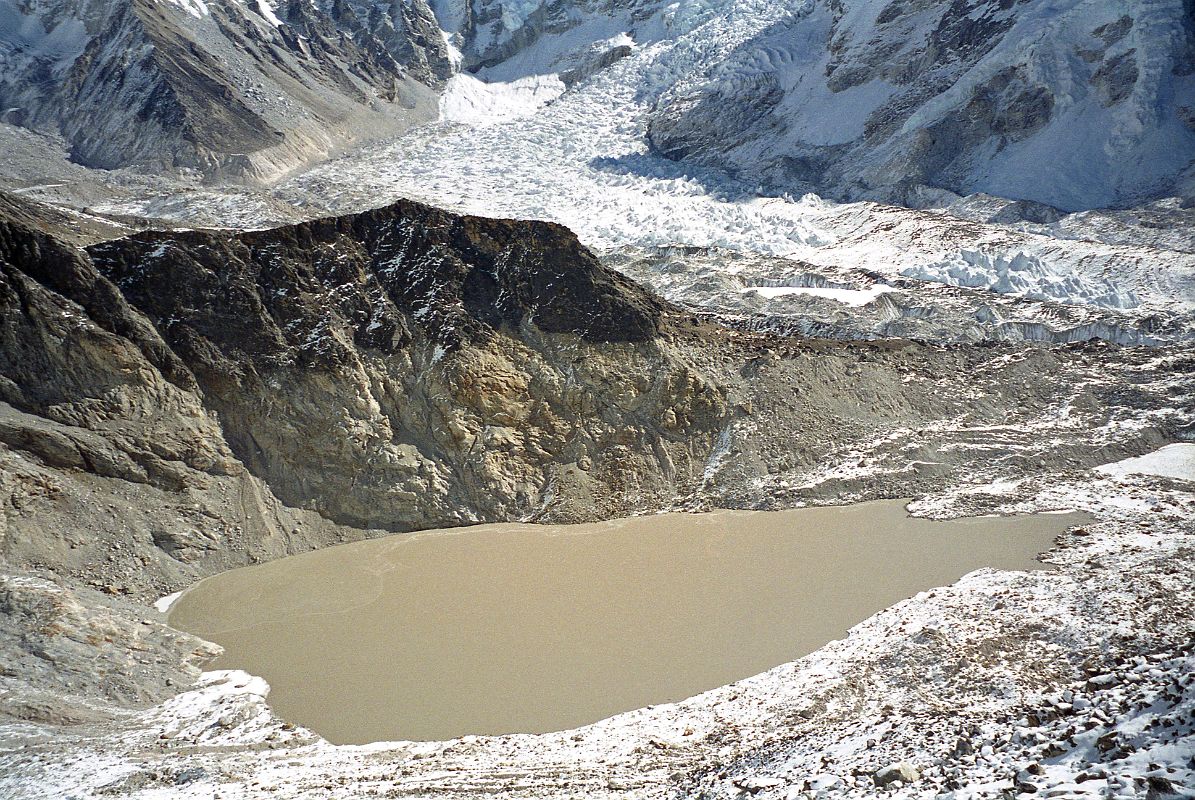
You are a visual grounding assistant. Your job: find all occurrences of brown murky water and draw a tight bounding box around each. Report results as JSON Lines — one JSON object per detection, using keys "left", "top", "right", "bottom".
{"left": 169, "top": 500, "right": 1087, "bottom": 744}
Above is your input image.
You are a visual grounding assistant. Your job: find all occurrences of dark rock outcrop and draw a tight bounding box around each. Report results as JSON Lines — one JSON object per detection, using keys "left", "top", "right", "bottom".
{"left": 90, "top": 201, "right": 664, "bottom": 354}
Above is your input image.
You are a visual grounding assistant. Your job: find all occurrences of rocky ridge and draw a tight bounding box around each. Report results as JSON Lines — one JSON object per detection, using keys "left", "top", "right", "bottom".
{"left": 82, "top": 200, "right": 708, "bottom": 532}
{"left": 0, "top": 190, "right": 738, "bottom": 595}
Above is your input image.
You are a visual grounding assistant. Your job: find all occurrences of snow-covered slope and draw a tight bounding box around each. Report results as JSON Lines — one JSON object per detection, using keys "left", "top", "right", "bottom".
{"left": 6, "top": 0, "right": 1194, "bottom": 203}
{"left": 411, "top": 0, "right": 1195, "bottom": 211}
{"left": 645, "top": 0, "right": 1195, "bottom": 210}
{"left": 9, "top": 0, "right": 1194, "bottom": 345}
{"left": 64, "top": 0, "right": 1187, "bottom": 346}
{"left": 438, "top": 73, "right": 565, "bottom": 124}
{"left": 250, "top": 0, "right": 1194, "bottom": 337}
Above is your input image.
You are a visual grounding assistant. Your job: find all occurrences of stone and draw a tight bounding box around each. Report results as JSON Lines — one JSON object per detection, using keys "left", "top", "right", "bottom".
{"left": 874, "top": 762, "right": 920, "bottom": 787}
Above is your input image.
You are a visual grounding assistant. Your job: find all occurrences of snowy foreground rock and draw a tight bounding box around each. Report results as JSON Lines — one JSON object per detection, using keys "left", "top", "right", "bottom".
{"left": 874, "top": 763, "right": 920, "bottom": 788}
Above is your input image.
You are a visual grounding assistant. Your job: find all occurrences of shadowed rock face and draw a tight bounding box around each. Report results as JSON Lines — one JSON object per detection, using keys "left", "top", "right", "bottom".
{"left": 90, "top": 200, "right": 663, "bottom": 357}
{"left": 317, "top": 0, "right": 454, "bottom": 86}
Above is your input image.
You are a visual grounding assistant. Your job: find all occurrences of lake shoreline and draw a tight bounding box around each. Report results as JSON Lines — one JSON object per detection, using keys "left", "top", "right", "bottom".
{"left": 5, "top": 465, "right": 1190, "bottom": 799}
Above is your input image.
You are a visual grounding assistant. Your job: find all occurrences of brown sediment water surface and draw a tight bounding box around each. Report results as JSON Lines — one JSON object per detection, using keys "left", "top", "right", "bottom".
{"left": 169, "top": 500, "right": 1088, "bottom": 744}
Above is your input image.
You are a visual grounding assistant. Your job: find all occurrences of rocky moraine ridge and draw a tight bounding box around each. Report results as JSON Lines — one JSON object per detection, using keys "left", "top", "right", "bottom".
{"left": 0, "top": 191, "right": 1192, "bottom": 797}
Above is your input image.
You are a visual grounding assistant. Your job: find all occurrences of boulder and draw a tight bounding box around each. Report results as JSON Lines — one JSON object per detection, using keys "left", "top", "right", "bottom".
{"left": 873, "top": 762, "right": 920, "bottom": 787}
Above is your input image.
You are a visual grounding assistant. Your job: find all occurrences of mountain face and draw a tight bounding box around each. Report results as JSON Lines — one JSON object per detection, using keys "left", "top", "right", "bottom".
{"left": 316, "top": 0, "right": 455, "bottom": 81}
{"left": 642, "top": 0, "right": 1195, "bottom": 210}
{"left": 0, "top": 0, "right": 446, "bottom": 180}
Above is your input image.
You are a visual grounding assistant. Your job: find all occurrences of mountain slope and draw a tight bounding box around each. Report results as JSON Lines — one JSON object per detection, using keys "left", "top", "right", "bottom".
{"left": 0, "top": 0, "right": 446, "bottom": 180}
{"left": 5, "top": 0, "right": 1193, "bottom": 208}
{"left": 644, "top": 0, "right": 1195, "bottom": 209}
{"left": 82, "top": 200, "right": 707, "bottom": 530}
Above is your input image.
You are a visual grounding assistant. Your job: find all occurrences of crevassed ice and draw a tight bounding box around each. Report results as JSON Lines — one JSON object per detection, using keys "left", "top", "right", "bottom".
{"left": 901, "top": 250, "right": 1142, "bottom": 310}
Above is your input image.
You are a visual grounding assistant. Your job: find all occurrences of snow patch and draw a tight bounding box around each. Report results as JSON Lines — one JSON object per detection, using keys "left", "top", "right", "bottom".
{"left": 1096, "top": 443, "right": 1195, "bottom": 481}
{"left": 153, "top": 591, "right": 183, "bottom": 614}
{"left": 156, "top": 0, "right": 210, "bottom": 19}
{"left": 255, "top": 0, "right": 282, "bottom": 26}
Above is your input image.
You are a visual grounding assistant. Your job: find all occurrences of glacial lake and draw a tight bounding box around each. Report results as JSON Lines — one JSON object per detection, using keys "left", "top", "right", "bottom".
{"left": 168, "top": 500, "right": 1088, "bottom": 744}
